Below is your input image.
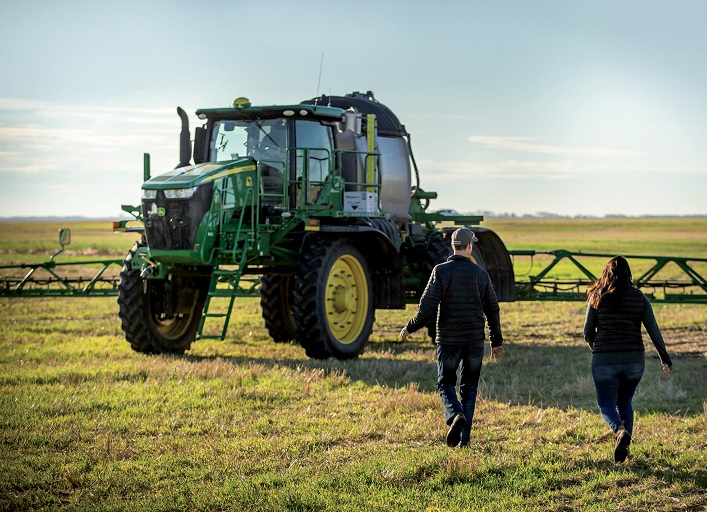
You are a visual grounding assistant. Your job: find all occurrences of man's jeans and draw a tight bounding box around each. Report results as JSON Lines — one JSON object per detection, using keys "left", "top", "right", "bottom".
{"left": 591, "top": 363, "right": 644, "bottom": 435}
{"left": 437, "top": 344, "right": 484, "bottom": 443}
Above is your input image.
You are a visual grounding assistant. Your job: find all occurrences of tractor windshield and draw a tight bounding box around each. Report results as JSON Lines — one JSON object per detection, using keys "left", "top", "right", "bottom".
{"left": 210, "top": 119, "right": 288, "bottom": 166}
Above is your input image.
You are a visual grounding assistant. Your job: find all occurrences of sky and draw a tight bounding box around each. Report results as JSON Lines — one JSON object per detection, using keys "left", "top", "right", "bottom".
{"left": 1, "top": 0, "right": 705, "bottom": 218}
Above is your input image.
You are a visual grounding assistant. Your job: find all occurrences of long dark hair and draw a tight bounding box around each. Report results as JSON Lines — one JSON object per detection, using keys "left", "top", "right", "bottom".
{"left": 587, "top": 256, "right": 633, "bottom": 309}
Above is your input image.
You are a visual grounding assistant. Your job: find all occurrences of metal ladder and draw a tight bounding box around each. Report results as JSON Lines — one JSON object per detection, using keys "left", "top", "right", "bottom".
{"left": 196, "top": 263, "right": 246, "bottom": 340}
{"left": 196, "top": 186, "right": 254, "bottom": 340}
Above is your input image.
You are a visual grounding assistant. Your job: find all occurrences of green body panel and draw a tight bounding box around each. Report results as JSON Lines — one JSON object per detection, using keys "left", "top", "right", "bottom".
{"left": 142, "top": 161, "right": 256, "bottom": 190}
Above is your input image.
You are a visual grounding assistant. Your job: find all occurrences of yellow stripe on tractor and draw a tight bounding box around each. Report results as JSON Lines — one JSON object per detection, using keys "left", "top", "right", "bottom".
{"left": 202, "top": 165, "right": 256, "bottom": 183}
{"left": 366, "top": 114, "right": 375, "bottom": 192}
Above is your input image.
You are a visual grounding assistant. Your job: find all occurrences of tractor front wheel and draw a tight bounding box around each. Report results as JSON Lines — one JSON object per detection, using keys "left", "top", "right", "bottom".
{"left": 293, "top": 239, "right": 375, "bottom": 359}
{"left": 117, "top": 238, "right": 208, "bottom": 354}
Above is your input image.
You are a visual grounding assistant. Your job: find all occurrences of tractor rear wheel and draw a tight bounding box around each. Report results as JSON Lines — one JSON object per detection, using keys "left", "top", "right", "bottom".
{"left": 117, "top": 238, "right": 208, "bottom": 354}
{"left": 470, "top": 227, "right": 516, "bottom": 302}
{"left": 260, "top": 274, "right": 296, "bottom": 343}
{"left": 293, "top": 238, "right": 375, "bottom": 359}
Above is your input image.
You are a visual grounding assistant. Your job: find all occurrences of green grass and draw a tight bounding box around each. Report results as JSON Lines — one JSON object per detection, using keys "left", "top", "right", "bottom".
{"left": 0, "top": 219, "right": 706, "bottom": 511}
{"left": 1, "top": 301, "right": 706, "bottom": 510}
{"left": 0, "top": 221, "right": 133, "bottom": 257}
{"left": 483, "top": 217, "right": 707, "bottom": 256}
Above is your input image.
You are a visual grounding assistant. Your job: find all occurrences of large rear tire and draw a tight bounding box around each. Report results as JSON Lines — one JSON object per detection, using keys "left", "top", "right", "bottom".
{"left": 117, "top": 238, "right": 208, "bottom": 354}
{"left": 260, "top": 274, "right": 296, "bottom": 343}
{"left": 293, "top": 238, "right": 375, "bottom": 359}
{"left": 470, "top": 227, "right": 516, "bottom": 302}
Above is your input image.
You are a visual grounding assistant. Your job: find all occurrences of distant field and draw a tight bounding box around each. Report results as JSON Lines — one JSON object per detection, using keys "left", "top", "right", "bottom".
{"left": 0, "top": 218, "right": 705, "bottom": 510}
{"left": 1, "top": 215, "right": 705, "bottom": 258}
{"left": 484, "top": 217, "right": 707, "bottom": 256}
{"left": 2, "top": 218, "right": 705, "bottom": 293}
{"left": 0, "top": 220, "right": 136, "bottom": 261}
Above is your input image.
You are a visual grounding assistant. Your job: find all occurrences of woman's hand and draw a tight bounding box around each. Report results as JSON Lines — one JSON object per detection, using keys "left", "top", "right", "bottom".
{"left": 662, "top": 363, "right": 671, "bottom": 375}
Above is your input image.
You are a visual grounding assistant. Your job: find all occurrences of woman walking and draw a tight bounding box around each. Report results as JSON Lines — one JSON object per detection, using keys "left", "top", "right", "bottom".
{"left": 584, "top": 256, "right": 672, "bottom": 463}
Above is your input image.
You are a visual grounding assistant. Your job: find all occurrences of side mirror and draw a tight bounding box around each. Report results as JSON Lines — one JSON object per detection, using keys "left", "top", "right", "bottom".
{"left": 59, "top": 228, "right": 71, "bottom": 246}
{"left": 51, "top": 228, "right": 71, "bottom": 263}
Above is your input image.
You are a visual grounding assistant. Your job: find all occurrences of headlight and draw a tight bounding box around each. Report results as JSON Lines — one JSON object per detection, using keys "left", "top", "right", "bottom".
{"left": 164, "top": 186, "right": 198, "bottom": 199}
{"left": 142, "top": 189, "right": 157, "bottom": 199}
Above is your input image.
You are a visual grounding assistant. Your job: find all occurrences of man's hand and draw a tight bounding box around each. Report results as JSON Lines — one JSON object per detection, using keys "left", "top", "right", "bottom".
{"left": 399, "top": 326, "right": 410, "bottom": 342}
{"left": 491, "top": 346, "right": 505, "bottom": 359}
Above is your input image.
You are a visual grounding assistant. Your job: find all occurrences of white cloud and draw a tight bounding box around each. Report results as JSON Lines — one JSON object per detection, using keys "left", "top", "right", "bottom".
{"left": 416, "top": 156, "right": 707, "bottom": 184}
{"left": 419, "top": 157, "right": 576, "bottom": 174}
{"left": 0, "top": 98, "right": 183, "bottom": 176}
{"left": 0, "top": 97, "right": 174, "bottom": 117}
{"left": 468, "top": 135, "right": 640, "bottom": 158}
{"left": 0, "top": 162, "right": 60, "bottom": 174}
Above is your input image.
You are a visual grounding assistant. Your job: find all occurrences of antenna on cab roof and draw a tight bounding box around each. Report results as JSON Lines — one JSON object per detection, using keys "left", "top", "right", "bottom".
{"left": 315, "top": 51, "right": 325, "bottom": 103}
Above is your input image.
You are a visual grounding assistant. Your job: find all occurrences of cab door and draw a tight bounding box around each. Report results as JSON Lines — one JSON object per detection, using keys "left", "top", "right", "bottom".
{"left": 293, "top": 120, "right": 334, "bottom": 206}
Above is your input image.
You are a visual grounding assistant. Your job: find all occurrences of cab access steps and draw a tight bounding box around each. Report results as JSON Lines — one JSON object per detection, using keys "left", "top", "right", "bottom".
{"left": 196, "top": 266, "right": 244, "bottom": 340}
{"left": 195, "top": 186, "right": 256, "bottom": 340}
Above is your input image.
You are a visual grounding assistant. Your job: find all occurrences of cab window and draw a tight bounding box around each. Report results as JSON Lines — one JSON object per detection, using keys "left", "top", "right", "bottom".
{"left": 295, "top": 120, "right": 333, "bottom": 203}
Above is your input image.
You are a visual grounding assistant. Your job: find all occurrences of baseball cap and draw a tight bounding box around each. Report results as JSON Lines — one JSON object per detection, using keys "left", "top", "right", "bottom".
{"left": 451, "top": 227, "right": 478, "bottom": 247}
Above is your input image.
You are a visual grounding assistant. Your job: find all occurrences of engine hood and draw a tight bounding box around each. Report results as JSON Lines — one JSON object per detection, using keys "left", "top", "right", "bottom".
{"left": 142, "top": 159, "right": 256, "bottom": 190}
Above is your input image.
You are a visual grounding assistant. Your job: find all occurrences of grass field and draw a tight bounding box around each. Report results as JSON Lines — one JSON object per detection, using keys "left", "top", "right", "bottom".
{"left": 2, "top": 217, "right": 706, "bottom": 257}
{"left": 0, "top": 219, "right": 705, "bottom": 511}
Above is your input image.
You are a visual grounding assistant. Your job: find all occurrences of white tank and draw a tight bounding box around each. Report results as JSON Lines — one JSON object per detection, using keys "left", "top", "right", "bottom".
{"left": 303, "top": 92, "right": 413, "bottom": 226}
{"left": 376, "top": 136, "right": 412, "bottom": 225}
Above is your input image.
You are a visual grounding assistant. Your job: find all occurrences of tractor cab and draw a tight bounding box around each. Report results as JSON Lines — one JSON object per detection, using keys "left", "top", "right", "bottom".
{"left": 193, "top": 101, "right": 343, "bottom": 216}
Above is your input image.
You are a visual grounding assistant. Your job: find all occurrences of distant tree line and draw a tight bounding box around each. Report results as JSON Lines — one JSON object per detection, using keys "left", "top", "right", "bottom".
{"left": 465, "top": 211, "right": 707, "bottom": 219}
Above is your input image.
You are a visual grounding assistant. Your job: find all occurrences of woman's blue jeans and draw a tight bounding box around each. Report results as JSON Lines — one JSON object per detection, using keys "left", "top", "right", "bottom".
{"left": 591, "top": 363, "right": 644, "bottom": 435}
{"left": 437, "top": 344, "right": 484, "bottom": 443}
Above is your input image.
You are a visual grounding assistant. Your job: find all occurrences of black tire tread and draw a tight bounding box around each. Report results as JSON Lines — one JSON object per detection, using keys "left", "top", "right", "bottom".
{"left": 292, "top": 238, "right": 374, "bottom": 360}
{"left": 117, "top": 238, "right": 202, "bottom": 355}
{"left": 260, "top": 274, "right": 296, "bottom": 343}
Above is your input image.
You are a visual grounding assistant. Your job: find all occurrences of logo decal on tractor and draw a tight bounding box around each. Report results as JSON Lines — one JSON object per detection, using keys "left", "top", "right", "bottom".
{"left": 157, "top": 207, "right": 166, "bottom": 217}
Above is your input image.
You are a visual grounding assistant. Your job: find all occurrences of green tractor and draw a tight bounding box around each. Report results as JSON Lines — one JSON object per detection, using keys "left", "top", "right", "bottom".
{"left": 116, "top": 91, "right": 515, "bottom": 359}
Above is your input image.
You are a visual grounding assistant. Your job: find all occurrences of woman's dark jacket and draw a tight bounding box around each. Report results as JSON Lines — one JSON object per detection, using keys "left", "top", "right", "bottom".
{"left": 405, "top": 255, "right": 503, "bottom": 347}
{"left": 584, "top": 285, "right": 672, "bottom": 367}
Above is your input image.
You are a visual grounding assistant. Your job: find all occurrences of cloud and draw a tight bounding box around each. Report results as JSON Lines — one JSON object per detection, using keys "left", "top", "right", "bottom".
{"left": 468, "top": 136, "right": 640, "bottom": 158}
{"left": 0, "top": 97, "right": 174, "bottom": 117}
{"left": 0, "top": 97, "right": 183, "bottom": 175}
{"left": 415, "top": 157, "right": 706, "bottom": 184}
{"left": 417, "top": 158, "right": 578, "bottom": 179}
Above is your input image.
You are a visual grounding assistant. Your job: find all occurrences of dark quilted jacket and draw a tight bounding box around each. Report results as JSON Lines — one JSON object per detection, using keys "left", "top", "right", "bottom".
{"left": 592, "top": 286, "right": 645, "bottom": 352}
{"left": 584, "top": 285, "right": 672, "bottom": 367}
{"left": 406, "top": 255, "right": 503, "bottom": 346}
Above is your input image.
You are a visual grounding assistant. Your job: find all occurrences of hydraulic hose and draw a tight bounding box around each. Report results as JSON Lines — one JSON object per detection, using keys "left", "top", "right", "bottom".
{"left": 407, "top": 134, "right": 421, "bottom": 192}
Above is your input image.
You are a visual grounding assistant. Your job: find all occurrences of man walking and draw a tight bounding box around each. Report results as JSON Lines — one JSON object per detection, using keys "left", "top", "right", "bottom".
{"left": 400, "top": 228, "right": 505, "bottom": 448}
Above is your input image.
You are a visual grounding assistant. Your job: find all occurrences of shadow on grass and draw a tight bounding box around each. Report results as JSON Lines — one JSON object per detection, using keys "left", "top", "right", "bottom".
{"left": 181, "top": 340, "right": 706, "bottom": 417}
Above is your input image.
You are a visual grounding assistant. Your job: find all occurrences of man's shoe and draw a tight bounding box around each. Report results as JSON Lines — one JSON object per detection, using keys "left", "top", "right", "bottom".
{"left": 614, "top": 429, "right": 631, "bottom": 463}
{"left": 446, "top": 413, "right": 467, "bottom": 447}
{"left": 457, "top": 439, "right": 470, "bottom": 448}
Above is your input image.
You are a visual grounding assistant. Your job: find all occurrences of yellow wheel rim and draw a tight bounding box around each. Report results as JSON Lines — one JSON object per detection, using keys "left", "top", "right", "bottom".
{"left": 325, "top": 254, "right": 369, "bottom": 345}
{"left": 147, "top": 282, "right": 195, "bottom": 340}
{"left": 152, "top": 313, "right": 191, "bottom": 339}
